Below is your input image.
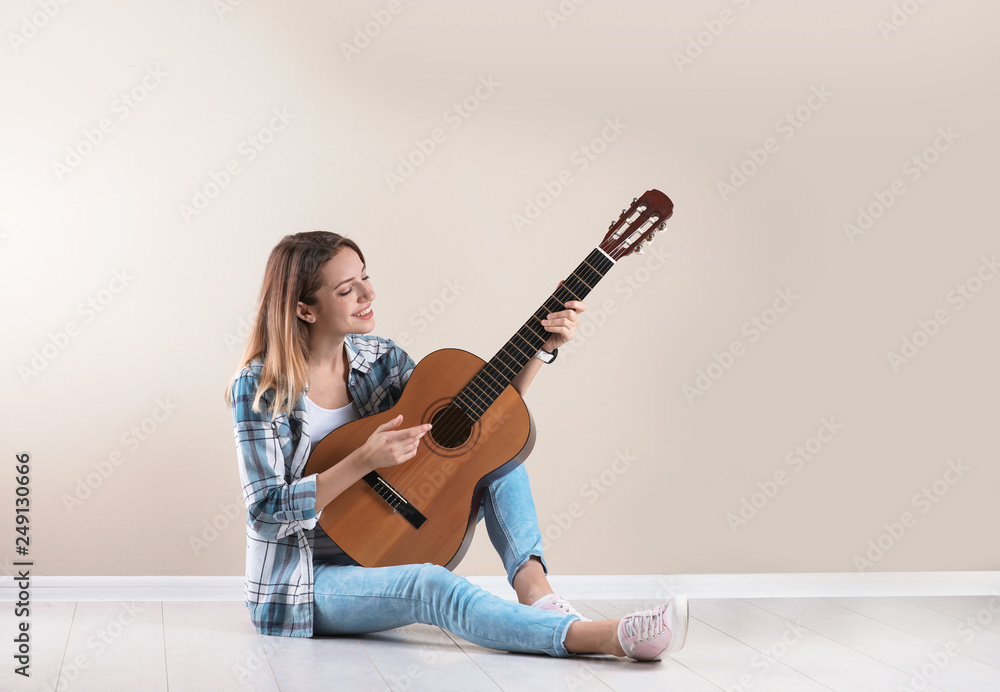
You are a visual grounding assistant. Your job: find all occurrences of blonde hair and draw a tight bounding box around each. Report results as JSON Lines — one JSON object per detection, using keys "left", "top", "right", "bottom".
{"left": 223, "top": 231, "right": 366, "bottom": 420}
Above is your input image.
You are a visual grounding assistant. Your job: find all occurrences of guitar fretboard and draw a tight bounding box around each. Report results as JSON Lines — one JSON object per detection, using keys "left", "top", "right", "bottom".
{"left": 454, "top": 247, "right": 615, "bottom": 422}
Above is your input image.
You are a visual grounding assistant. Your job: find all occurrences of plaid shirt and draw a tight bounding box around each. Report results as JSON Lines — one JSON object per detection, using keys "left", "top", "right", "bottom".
{"left": 230, "top": 333, "right": 416, "bottom": 637}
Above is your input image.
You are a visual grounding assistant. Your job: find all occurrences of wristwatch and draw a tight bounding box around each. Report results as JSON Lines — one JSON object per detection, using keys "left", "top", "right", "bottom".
{"left": 534, "top": 347, "right": 558, "bottom": 364}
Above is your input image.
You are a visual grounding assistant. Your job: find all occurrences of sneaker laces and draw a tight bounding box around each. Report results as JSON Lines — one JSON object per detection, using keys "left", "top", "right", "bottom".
{"left": 622, "top": 606, "right": 667, "bottom": 641}
{"left": 549, "top": 596, "right": 577, "bottom": 615}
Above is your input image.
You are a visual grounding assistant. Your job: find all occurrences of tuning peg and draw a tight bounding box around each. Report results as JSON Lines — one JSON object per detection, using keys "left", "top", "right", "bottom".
{"left": 632, "top": 197, "right": 637, "bottom": 204}
{"left": 657, "top": 222, "right": 666, "bottom": 230}
{"left": 621, "top": 208, "right": 626, "bottom": 216}
{"left": 635, "top": 242, "right": 645, "bottom": 255}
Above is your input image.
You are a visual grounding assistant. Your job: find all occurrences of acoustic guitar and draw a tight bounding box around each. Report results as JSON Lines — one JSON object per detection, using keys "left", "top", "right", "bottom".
{"left": 304, "top": 189, "right": 674, "bottom": 569}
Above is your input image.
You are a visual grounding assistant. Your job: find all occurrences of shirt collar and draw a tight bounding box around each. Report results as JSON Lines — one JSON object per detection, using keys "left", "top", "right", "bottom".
{"left": 301, "top": 336, "right": 374, "bottom": 396}
{"left": 343, "top": 334, "right": 377, "bottom": 375}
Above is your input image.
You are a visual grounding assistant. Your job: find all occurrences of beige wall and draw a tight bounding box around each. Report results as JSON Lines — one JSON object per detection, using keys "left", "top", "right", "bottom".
{"left": 2, "top": 0, "right": 997, "bottom": 578}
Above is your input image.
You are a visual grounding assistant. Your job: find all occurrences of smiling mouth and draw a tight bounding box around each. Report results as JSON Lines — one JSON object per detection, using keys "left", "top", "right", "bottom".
{"left": 353, "top": 307, "right": 372, "bottom": 317}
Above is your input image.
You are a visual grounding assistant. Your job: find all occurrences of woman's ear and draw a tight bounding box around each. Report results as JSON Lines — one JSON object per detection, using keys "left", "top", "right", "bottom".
{"left": 296, "top": 302, "right": 315, "bottom": 323}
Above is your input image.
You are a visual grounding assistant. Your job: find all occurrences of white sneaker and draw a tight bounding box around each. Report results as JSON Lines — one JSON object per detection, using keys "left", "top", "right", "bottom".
{"left": 618, "top": 595, "right": 688, "bottom": 661}
{"left": 530, "top": 593, "right": 590, "bottom": 621}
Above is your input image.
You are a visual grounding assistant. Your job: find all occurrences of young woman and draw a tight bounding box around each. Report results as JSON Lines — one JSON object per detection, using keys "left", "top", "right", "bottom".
{"left": 224, "top": 231, "right": 688, "bottom": 660}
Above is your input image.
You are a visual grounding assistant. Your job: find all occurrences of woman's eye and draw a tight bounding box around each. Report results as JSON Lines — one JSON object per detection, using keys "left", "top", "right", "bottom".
{"left": 339, "top": 276, "right": 369, "bottom": 296}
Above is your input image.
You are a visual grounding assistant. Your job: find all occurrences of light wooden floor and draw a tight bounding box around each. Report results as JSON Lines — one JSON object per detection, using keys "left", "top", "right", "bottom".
{"left": 5, "top": 596, "right": 1000, "bottom": 691}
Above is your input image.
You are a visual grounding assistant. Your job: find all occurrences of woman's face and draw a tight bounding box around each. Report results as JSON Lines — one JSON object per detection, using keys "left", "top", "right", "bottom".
{"left": 299, "top": 248, "right": 376, "bottom": 338}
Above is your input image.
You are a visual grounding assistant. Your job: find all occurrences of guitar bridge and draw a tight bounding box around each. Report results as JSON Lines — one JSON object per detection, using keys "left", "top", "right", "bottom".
{"left": 362, "top": 471, "right": 427, "bottom": 529}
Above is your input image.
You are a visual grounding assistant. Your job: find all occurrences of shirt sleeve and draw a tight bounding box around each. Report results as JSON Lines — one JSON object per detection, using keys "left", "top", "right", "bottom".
{"left": 231, "top": 368, "right": 318, "bottom": 541}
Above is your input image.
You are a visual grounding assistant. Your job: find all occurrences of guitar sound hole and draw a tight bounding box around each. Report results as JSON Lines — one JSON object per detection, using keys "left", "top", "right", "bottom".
{"left": 429, "top": 404, "right": 473, "bottom": 449}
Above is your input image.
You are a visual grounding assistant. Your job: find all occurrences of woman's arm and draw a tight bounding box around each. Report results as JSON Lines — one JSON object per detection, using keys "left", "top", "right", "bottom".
{"left": 231, "top": 371, "right": 323, "bottom": 540}
{"left": 510, "top": 298, "right": 586, "bottom": 397}
{"left": 313, "top": 448, "right": 370, "bottom": 513}
{"left": 314, "top": 414, "right": 432, "bottom": 512}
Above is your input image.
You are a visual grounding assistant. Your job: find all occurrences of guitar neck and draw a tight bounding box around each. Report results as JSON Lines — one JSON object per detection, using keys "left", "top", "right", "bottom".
{"left": 455, "top": 247, "right": 616, "bottom": 422}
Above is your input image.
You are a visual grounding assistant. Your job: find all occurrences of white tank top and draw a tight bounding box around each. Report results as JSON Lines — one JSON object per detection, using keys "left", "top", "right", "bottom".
{"left": 304, "top": 394, "right": 361, "bottom": 455}
{"left": 305, "top": 393, "right": 361, "bottom": 563}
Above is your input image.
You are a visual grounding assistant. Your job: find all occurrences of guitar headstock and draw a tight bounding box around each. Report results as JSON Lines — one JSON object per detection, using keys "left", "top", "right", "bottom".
{"left": 600, "top": 189, "right": 673, "bottom": 260}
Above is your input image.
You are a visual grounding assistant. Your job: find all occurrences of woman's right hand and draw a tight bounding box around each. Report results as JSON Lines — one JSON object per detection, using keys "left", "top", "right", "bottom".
{"left": 359, "top": 414, "right": 432, "bottom": 472}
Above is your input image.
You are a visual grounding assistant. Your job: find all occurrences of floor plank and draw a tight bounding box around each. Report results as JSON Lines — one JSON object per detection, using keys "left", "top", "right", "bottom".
{"left": 262, "top": 633, "right": 390, "bottom": 692}
{"left": 693, "top": 598, "right": 938, "bottom": 691}
{"left": 56, "top": 601, "right": 167, "bottom": 692}
{"left": 591, "top": 598, "right": 824, "bottom": 692}
{"left": 0, "top": 601, "right": 75, "bottom": 692}
{"left": 162, "top": 602, "right": 279, "bottom": 692}
{"left": 905, "top": 596, "right": 1000, "bottom": 635}
{"left": 355, "top": 623, "right": 501, "bottom": 692}
{"left": 6, "top": 597, "right": 994, "bottom": 691}
{"left": 751, "top": 597, "right": 1000, "bottom": 692}
{"left": 832, "top": 597, "right": 1000, "bottom": 669}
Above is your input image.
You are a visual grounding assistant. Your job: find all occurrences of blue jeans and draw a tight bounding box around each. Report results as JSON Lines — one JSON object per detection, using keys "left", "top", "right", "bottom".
{"left": 311, "top": 464, "right": 577, "bottom": 656}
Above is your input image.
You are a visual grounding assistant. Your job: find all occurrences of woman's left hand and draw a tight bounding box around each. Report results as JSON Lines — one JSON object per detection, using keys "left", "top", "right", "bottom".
{"left": 540, "top": 292, "right": 586, "bottom": 351}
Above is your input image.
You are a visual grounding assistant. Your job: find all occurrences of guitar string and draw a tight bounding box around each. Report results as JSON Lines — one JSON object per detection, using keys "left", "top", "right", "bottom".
{"left": 348, "top": 203, "right": 666, "bottom": 522}
{"left": 387, "top": 255, "right": 610, "bottom": 494}
{"left": 388, "top": 260, "right": 607, "bottom": 491}
{"left": 388, "top": 287, "right": 576, "bottom": 490}
{"left": 388, "top": 253, "right": 612, "bottom": 492}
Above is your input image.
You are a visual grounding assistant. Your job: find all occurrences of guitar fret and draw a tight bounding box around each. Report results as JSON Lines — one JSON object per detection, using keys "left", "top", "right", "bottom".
{"left": 454, "top": 246, "right": 618, "bottom": 424}
{"left": 462, "top": 384, "right": 492, "bottom": 413}
{"left": 477, "top": 367, "right": 505, "bottom": 391}
{"left": 558, "top": 283, "right": 583, "bottom": 301}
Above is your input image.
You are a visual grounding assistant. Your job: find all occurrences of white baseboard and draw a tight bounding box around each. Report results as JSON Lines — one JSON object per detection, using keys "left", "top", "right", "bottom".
{"left": 1, "top": 571, "right": 998, "bottom": 602}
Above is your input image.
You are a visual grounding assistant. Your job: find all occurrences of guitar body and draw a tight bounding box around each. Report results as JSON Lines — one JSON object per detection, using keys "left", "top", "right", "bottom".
{"left": 304, "top": 347, "right": 535, "bottom": 570}
{"left": 303, "top": 188, "right": 673, "bottom": 571}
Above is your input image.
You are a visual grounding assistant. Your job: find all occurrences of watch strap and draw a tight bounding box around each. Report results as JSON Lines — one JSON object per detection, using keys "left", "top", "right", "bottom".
{"left": 535, "top": 347, "right": 558, "bottom": 364}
